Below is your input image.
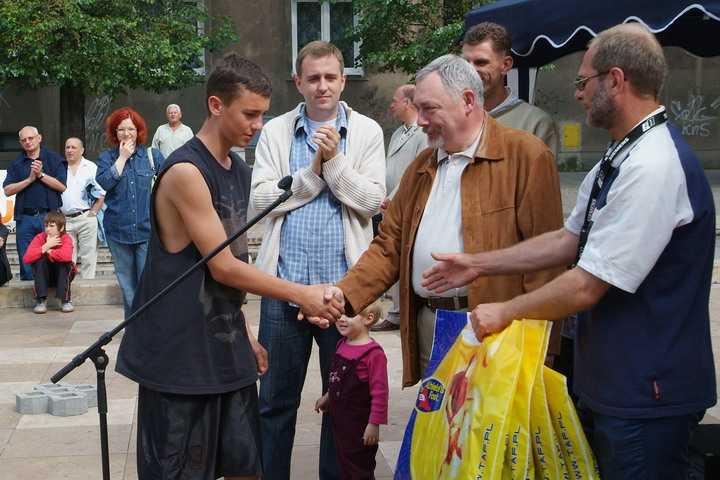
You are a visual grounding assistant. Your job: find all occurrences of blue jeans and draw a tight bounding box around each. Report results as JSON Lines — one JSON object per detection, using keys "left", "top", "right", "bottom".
{"left": 258, "top": 297, "right": 341, "bottom": 480}
{"left": 106, "top": 236, "right": 147, "bottom": 318}
{"left": 15, "top": 213, "right": 47, "bottom": 280}
{"left": 576, "top": 399, "right": 704, "bottom": 480}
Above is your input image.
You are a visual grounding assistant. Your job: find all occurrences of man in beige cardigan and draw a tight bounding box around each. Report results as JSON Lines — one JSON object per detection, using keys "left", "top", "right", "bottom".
{"left": 250, "top": 41, "right": 385, "bottom": 480}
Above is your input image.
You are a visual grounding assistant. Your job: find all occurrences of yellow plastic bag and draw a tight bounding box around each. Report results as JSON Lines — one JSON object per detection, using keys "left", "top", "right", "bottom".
{"left": 544, "top": 367, "right": 601, "bottom": 479}
{"left": 502, "top": 320, "right": 548, "bottom": 480}
{"left": 407, "top": 318, "right": 525, "bottom": 479}
{"left": 394, "top": 312, "right": 599, "bottom": 480}
{"left": 528, "top": 324, "right": 568, "bottom": 480}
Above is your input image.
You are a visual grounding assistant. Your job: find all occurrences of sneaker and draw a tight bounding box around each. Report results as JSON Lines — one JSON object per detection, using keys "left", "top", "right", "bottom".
{"left": 61, "top": 301, "right": 74, "bottom": 313}
{"left": 33, "top": 298, "right": 47, "bottom": 314}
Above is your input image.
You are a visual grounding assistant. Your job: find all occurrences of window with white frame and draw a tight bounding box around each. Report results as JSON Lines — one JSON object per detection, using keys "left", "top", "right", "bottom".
{"left": 291, "top": 0, "right": 361, "bottom": 76}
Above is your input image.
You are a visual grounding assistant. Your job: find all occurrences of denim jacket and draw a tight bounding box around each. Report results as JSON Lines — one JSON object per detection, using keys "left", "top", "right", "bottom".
{"left": 96, "top": 146, "right": 164, "bottom": 244}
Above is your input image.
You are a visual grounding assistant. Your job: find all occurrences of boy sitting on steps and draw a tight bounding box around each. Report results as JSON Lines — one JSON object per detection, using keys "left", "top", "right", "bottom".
{"left": 22, "top": 211, "right": 77, "bottom": 313}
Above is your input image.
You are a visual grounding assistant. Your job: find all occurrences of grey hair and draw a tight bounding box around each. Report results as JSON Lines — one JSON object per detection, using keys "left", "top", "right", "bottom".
{"left": 416, "top": 54, "right": 484, "bottom": 104}
{"left": 166, "top": 104, "right": 181, "bottom": 113}
{"left": 19, "top": 126, "right": 39, "bottom": 137}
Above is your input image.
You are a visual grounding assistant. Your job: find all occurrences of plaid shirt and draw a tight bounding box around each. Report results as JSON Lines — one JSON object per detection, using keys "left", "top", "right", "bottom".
{"left": 278, "top": 105, "right": 349, "bottom": 285}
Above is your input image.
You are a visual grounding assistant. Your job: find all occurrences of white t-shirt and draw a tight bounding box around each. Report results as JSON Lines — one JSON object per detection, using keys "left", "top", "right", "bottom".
{"left": 61, "top": 158, "right": 104, "bottom": 214}
{"left": 565, "top": 109, "right": 695, "bottom": 294}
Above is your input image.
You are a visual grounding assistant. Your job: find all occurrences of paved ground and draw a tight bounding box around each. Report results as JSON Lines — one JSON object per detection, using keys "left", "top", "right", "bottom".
{"left": 1, "top": 289, "right": 719, "bottom": 479}
{"left": 0, "top": 295, "right": 421, "bottom": 479}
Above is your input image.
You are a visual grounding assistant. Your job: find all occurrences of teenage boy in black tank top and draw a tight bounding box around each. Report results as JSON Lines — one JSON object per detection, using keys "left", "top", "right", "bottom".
{"left": 115, "top": 54, "right": 344, "bottom": 480}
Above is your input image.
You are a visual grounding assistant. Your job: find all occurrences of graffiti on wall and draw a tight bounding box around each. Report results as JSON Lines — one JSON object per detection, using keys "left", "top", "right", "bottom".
{"left": 534, "top": 88, "right": 566, "bottom": 116}
{"left": 85, "top": 95, "right": 110, "bottom": 156}
{"left": 669, "top": 92, "right": 720, "bottom": 138}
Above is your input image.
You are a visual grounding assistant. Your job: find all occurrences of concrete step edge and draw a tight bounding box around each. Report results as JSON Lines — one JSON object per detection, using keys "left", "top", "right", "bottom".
{"left": 0, "top": 277, "right": 123, "bottom": 308}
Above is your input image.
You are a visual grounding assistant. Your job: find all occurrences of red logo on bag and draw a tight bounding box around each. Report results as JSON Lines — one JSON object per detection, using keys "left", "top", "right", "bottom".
{"left": 416, "top": 379, "right": 446, "bottom": 412}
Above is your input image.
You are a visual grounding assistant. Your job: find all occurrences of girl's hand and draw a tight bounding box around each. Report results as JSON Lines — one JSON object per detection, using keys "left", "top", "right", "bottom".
{"left": 314, "top": 393, "right": 329, "bottom": 413}
{"left": 363, "top": 423, "right": 380, "bottom": 446}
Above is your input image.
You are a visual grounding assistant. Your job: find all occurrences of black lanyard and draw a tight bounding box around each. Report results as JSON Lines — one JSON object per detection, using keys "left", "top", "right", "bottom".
{"left": 574, "top": 110, "right": 668, "bottom": 265}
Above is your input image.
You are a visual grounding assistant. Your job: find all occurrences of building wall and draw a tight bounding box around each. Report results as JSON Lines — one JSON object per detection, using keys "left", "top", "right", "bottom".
{"left": 0, "top": 0, "right": 409, "bottom": 167}
{"left": 536, "top": 48, "right": 720, "bottom": 171}
{"left": 0, "top": 1, "right": 718, "bottom": 171}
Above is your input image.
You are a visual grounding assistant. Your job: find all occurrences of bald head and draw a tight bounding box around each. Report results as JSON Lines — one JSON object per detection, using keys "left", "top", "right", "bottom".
{"left": 65, "top": 137, "right": 85, "bottom": 164}
{"left": 19, "top": 126, "right": 39, "bottom": 137}
{"left": 19, "top": 126, "right": 42, "bottom": 156}
{"left": 391, "top": 84, "right": 418, "bottom": 125}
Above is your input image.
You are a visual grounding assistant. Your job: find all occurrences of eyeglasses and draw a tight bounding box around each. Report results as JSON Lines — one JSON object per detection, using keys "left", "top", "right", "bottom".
{"left": 20, "top": 135, "right": 38, "bottom": 143}
{"left": 574, "top": 71, "right": 609, "bottom": 92}
{"left": 116, "top": 128, "right": 137, "bottom": 134}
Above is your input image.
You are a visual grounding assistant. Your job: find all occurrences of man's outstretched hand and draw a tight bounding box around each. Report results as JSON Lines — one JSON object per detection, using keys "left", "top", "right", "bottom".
{"left": 297, "top": 284, "right": 346, "bottom": 327}
{"left": 421, "top": 252, "right": 480, "bottom": 293}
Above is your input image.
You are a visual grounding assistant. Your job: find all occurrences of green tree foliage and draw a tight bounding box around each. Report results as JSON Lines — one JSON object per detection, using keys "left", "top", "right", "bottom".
{"left": 0, "top": 0, "right": 237, "bottom": 139}
{"left": 345, "top": 0, "right": 492, "bottom": 75}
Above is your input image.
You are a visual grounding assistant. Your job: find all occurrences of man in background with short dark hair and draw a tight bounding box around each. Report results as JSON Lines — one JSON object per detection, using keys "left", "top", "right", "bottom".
{"left": 462, "top": 22, "right": 558, "bottom": 157}
{"left": 251, "top": 40, "right": 385, "bottom": 480}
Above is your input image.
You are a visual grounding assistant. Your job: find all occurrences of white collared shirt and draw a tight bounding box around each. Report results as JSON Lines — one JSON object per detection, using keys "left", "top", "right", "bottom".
{"left": 61, "top": 157, "right": 104, "bottom": 214}
{"left": 412, "top": 132, "right": 483, "bottom": 298}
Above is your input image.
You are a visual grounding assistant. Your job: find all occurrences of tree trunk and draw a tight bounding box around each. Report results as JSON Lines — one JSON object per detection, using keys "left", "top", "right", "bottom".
{"left": 59, "top": 82, "right": 86, "bottom": 144}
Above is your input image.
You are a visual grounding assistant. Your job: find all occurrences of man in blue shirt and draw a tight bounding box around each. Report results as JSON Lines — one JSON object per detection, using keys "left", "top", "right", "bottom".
{"left": 3, "top": 126, "right": 67, "bottom": 280}
{"left": 250, "top": 41, "right": 385, "bottom": 480}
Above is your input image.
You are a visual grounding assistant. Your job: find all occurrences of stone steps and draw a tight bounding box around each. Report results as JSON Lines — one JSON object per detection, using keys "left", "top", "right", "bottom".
{"left": 2, "top": 233, "right": 123, "bottom": 308}
{"left": 1, "top": 229, "right": 265, "bottom": 308}
{"left": 4, "top": 228, "right": 264, "bottom": 277}
{"left": 0, "top": 277, "right": 123, "bottom": 308}
{"left": 4, "top": 234, "right": 116, "bottom": 278}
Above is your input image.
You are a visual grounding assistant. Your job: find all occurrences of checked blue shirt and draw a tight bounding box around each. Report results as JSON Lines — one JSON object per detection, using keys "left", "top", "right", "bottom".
{"left": 277, "top": 105, "right": 348, "bottom": 286}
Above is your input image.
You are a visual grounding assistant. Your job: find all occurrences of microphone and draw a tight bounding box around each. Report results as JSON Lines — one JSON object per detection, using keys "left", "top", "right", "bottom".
{"left": 278, "top": 175, "right": 293, "bottom": 201}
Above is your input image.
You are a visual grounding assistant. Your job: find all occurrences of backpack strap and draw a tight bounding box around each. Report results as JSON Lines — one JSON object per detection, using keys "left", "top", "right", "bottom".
{"left": 147, "top": 148, "right": 157, "bottom": 189}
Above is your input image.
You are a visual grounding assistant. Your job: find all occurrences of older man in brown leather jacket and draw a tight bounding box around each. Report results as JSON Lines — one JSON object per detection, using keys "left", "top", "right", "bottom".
{"left": 325, "top": 54, "right": 564, "bottom": 387}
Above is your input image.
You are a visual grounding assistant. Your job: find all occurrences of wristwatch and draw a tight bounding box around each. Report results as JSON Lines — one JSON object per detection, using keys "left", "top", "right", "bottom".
{"left": 88, "top": 211, "right": 97, "bottom": 217}
{"left": 39, "top": 172, "right": 45, "bottom": 179}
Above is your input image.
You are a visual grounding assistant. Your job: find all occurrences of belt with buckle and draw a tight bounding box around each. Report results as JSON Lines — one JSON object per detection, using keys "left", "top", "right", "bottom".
{"left": 66, "top": 209, "right": 90, "bottom": 218}
{"left": 23, "top": 209, "right": 50, "bottom": 216}
{"left": 421, "top": 296, "right": 469, "bottom": 311}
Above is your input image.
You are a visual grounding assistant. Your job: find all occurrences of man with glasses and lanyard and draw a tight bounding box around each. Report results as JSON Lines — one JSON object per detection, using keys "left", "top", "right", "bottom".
{"left": 421, "top": 23, "right": 716, "bottom": 479}
{"left": 3, "top": 126, "right": 67, "bottom": 280}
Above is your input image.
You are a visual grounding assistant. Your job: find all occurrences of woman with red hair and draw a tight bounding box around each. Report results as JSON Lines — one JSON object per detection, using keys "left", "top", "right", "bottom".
{"left": 97, "top": 107, "right": 165, "bottom": 318}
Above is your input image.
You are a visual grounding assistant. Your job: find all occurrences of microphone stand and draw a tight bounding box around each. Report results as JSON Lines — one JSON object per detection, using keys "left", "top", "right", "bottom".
{"left": 50, "top": 176, "right": 294, "bottom": 480}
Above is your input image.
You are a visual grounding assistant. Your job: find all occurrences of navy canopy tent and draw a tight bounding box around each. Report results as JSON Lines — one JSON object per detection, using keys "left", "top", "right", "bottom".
{"left": 464, "top": 0, "right": 720, "bottom": 68}
{"left": 463, "top": 1, "right": 720, "bottom": 102}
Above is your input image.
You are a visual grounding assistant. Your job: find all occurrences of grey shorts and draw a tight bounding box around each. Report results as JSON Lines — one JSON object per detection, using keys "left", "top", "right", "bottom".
{"left": 136, "top": 384, "right": 262, "bottom": 480}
